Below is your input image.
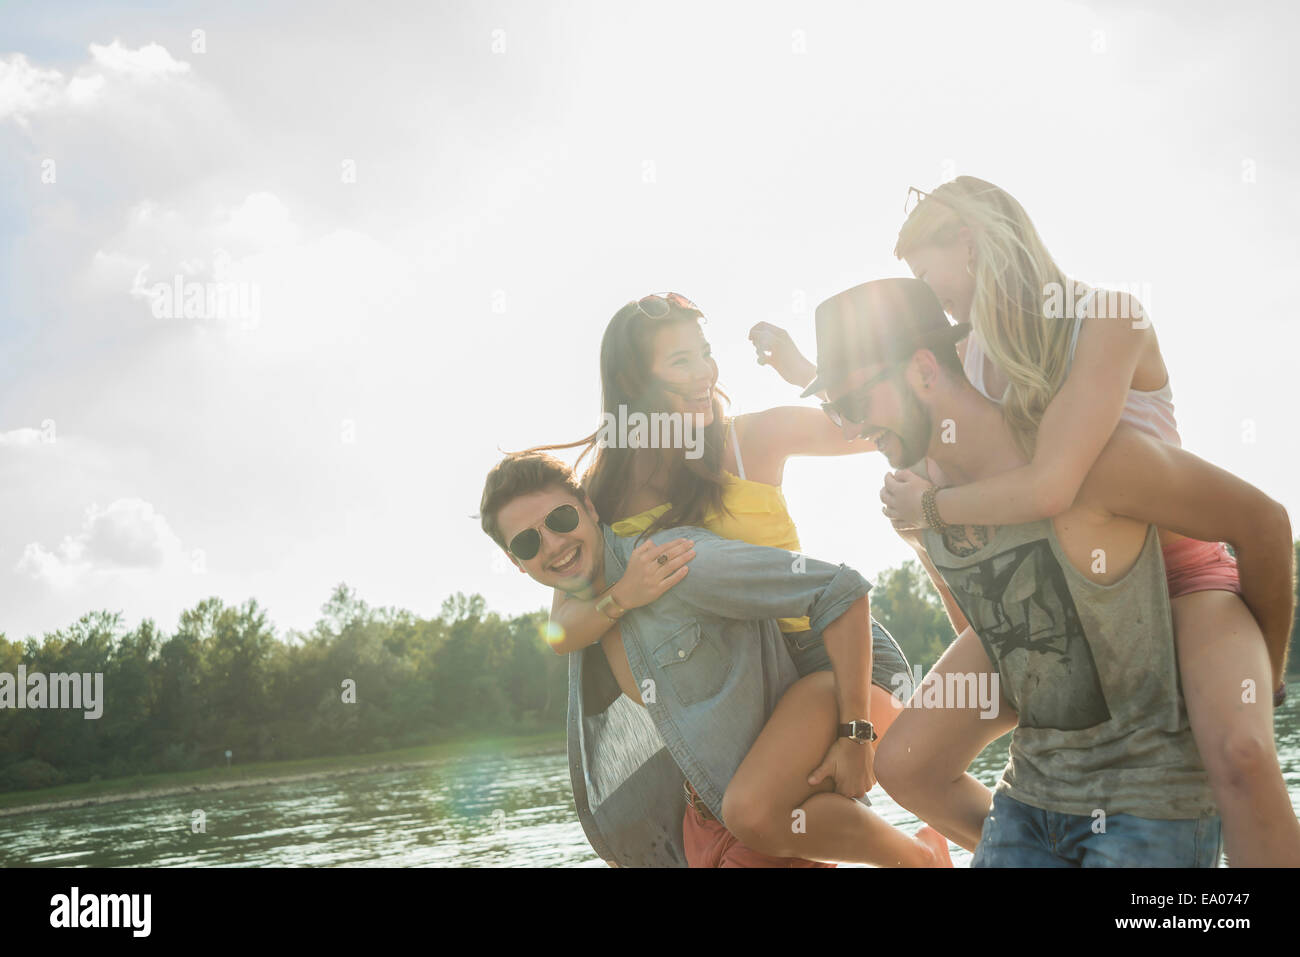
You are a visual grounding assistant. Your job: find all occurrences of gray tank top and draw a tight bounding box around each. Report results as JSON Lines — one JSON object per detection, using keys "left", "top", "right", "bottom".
{"left": 922, "top": 518, "right": 1216, "bottom": 820}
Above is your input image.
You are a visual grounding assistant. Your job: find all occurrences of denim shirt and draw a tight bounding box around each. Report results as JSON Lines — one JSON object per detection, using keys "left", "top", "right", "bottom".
{"left": 566, "top": 523, "right": 873, "bottom": 867}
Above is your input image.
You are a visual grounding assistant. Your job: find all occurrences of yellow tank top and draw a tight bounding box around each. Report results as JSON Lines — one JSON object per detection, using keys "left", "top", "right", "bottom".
{"left": 609, "top": 419, "right": 811, "bottom": 633}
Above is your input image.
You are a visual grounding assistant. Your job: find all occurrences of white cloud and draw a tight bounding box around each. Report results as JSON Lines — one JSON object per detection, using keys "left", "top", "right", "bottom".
{"left": 100, "top": 192, "right": 301, "bottom": 300}
{"left": 0, "top": 40, "right": 193, "bottom": 127}
{"left": 17, "top": 498, "right": 186, "bottom": 588}
{"left": 220, "top": 192, "right": 301, "bottom": 250}
{"left": 88, "top": 40, "right": 190, "bottom": 79}
{"left": 0, "top": 427, "right": 47, "bottom": 446}
{"left": 65, "top": 73, "right": 106, "bottom": 105}
{"left": 0, "top": 54, "right": 67, "bottom": 123}
{"left": 91, "top": 189, "right": 404, "bottom": 349}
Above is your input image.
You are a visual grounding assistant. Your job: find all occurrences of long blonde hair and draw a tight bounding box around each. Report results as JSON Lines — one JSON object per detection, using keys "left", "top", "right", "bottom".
{"left": 895, "top": 176, "right": 1076, "bottom": 458}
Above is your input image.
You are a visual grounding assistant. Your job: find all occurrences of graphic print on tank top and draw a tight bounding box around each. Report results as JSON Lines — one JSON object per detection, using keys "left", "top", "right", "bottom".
{"left": 934, "top": 537, "right": 1111, "bottom": 731}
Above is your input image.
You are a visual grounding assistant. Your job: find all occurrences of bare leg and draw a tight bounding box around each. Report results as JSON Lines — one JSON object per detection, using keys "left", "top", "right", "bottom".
{"left": 1172, "top": 590, "right": 1300, "bottom": 866}
{"left": 721, "top": 673, "right": 950, "bottom": 866}
{"left": 873, "top": 627, "right": 1018, "bottom": 852}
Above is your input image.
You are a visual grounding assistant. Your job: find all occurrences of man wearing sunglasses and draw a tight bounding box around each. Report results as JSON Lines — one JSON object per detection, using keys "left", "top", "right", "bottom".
{"left": 477, "top": 451, "right": 938, "bottom": 867}
{"left": 805, "top": 277, "right": 1295, "bottom": 866}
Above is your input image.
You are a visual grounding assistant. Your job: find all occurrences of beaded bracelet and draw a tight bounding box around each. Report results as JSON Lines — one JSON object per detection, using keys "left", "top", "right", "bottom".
{"left": 921, "top": 485, "right": 950, "bottom": 531}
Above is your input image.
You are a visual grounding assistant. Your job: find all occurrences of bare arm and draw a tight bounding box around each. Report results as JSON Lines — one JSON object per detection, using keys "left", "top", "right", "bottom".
{"left": 744, "top": 406, "right": 878, "bottom": 460}
{"left": 821, "top": 594, "right": 874, "bottom": 726}
{"left": 899, "top": 296, "right": 1150, "bottom": 525}
{"left": 1084, "top": 425, "right": 1295, "bottom": 686}
{"left": 808, "top": 591, "right": 878, "bottom": 795}
{"left": 547, "top": 586, "right": 619, "bottom": 655}
{"left": 891, "top": 517, "right": 972, "bottom": 635}
{"left": 545, "top": 538, "right": 696, "bottom": 654}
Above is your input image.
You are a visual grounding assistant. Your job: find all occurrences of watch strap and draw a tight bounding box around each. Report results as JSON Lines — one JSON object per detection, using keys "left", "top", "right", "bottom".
{"left": 838, "top": 720, "right": 877, "bottom": 743}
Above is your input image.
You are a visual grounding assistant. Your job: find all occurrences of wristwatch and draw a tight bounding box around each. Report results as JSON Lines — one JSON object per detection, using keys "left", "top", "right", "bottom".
{"left": 838, "top": 719, "right": 877, "bottom": 743}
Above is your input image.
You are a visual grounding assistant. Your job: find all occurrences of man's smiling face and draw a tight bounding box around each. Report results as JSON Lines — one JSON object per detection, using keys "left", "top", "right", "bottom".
{"left": 824, "top": 358, "right": 933, "bottom": 469}
{"left": 496, "top": 485, "right": 604, "bottom": 594}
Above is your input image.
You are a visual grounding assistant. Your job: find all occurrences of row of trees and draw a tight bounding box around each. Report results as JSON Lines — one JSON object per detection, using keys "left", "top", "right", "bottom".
{"left": 4, "top": 545, "right": 1299, "bottom": 794}
{"left": 0, "top": 587, "right": 565, "bottom": 792}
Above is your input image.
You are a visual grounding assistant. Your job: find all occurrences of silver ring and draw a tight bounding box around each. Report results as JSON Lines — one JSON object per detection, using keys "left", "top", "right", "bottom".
{"left": 657, "top": 554, "right": 668, "bottom": 566}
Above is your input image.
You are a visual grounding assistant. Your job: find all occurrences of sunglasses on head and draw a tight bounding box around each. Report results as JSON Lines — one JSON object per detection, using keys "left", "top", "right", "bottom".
{"left": 820, "top": 364, "right": 900, "bottom": 428}
{"left": 903, "top": 185, "right": 931, "bottom": 215}
{"left": 508, "top": 504, "right": 581, "bottom": 562}
{"left": 632, "top": 292, "right": 702, "bottom": 320}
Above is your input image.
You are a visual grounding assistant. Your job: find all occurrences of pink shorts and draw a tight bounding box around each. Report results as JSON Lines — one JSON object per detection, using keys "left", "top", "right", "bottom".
{"left": 1162, "top": 538, "right": 1242, "bottom": 600}
{"left": 681, "top": 784, "right": 835, "bottom": 868}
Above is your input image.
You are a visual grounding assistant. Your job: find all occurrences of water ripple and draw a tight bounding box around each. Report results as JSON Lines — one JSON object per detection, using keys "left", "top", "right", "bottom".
{"left": 3, "top": 709, "right": 1297, "bottom": 867}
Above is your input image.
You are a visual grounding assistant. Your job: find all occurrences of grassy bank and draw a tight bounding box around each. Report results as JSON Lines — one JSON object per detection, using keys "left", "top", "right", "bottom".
{"left": 0, "top": 730, "right": 566, "bottom": 815}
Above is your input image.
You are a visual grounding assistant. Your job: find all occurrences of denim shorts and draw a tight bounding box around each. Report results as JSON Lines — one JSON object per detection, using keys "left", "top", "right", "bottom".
{"left": 972, "top": 790, "right": 1223, "bottom": 867}
{"left": 784, "top": 618, "right": 914, "bottom": 700}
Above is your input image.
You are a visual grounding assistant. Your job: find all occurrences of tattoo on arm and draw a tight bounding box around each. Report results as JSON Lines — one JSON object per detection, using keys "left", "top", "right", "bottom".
{"left": 941, "top": 524, "right": 993, "bottom": 557}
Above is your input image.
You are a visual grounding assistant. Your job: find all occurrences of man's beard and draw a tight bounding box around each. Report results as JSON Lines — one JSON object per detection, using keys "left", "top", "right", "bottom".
{"left": 887, "top": 387, "right": 934, "bottom": 468}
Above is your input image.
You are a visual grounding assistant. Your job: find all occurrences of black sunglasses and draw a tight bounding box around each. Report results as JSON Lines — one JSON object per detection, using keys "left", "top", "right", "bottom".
{"left": 820, "top": 364, "right": 900, "bottom": 427}
{"left": 509, "top": 504, "right": 581, "bottom": 561}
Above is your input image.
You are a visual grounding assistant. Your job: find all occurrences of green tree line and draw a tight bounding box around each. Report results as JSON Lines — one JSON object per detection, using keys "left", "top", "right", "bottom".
{"left": 0, "top": 586, "right": 565, "bottom": 793}
{"left": 2, "top": 546, "right": 1298, "bottom": 794}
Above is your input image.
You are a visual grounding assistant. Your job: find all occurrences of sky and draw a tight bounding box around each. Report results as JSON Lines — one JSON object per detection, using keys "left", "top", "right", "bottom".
{"left": 1, "top": 0, "right": 1297, "bottom": 641}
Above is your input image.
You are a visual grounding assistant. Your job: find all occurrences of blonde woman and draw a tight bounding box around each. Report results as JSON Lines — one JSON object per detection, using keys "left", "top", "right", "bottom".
{"left": 860, "top": 177, "right": 1297, "bottom": 866}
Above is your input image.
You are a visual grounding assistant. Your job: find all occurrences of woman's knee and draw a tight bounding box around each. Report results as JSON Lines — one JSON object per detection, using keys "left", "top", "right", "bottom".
{"left": 1209, "top": 725, "right": 1276, "bottom": 789}
{"left": 721, "top": 786, "right": 788, "bottom": 855}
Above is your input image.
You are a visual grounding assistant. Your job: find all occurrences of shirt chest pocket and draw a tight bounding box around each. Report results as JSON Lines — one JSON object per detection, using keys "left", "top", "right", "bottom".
{"left": 652, "top": 622, "right": 732, "bottom": 707}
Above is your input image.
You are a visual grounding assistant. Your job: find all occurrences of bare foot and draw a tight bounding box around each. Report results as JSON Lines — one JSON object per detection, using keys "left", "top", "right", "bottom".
{"left": 916, "top": 825, "right": 954, "bottom": 867}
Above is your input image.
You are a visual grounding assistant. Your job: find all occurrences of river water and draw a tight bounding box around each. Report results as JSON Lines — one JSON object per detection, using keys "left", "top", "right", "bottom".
{"left": 4, "top": 707, "right": 1299, "bottom": 867}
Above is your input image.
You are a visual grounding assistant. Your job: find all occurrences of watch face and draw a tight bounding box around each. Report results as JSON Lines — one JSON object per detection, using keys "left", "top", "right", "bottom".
{"left": 842, "top": 721, "right": 871, "bottom": 741}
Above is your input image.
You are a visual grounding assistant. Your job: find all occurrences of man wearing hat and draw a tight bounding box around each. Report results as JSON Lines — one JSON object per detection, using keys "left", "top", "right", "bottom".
{"left": 802, "top": 277, "right": 1294, "bottom": 866}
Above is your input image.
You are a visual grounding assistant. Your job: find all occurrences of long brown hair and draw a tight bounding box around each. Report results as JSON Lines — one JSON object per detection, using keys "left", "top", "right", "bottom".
{"left": 525, "top": 296, "right": 732, "bottom": 541}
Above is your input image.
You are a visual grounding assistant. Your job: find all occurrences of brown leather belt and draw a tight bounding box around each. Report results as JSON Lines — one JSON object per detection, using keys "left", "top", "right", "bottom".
{"left": 684, "top": 781, "right": 718, "bottom": 823}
